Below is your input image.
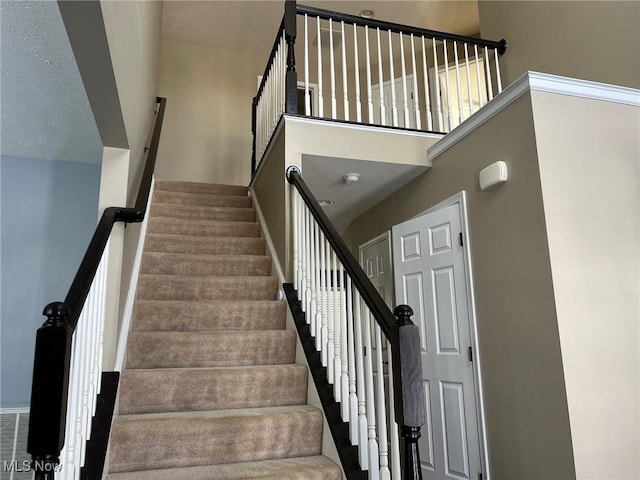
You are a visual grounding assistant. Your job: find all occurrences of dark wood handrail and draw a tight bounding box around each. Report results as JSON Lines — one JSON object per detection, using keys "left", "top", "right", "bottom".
{"left": 27, "top": 97, "right": 167, "bottom": 477}
{"left": 297, "top": 3, "right": 507, "bottom": 54}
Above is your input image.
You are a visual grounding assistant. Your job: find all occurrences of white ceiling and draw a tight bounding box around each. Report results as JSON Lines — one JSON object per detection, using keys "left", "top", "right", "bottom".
{"left": 303, "top": 154, "right": 428, "bottom": 232}
{"left": 0, "top": 0, "right": 102, "bottom": 164}
{"left": 162, "top": 0, "right": 480, "bottom": 54}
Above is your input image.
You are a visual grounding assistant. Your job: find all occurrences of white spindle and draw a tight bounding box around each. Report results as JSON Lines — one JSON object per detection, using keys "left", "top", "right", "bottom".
{"left": 365, "top": 26, "right": 374, "bottom": 123}
{"left": 421, "top": 36, "right": 432, "bottom": 131}
{"left": 340, "top": 263, "right": 349, "bottom": 421}
{"left": 353, "top": 24, "right": 362, "bottom": 123}
{"left": 495, "top": 47, "right": 503, "bottom": 93}
{"left": 388, "top": 31, "right": 398, "bottom": 127}
{"left": 464, "top": 43, "right": 474, "bottom": 116}
{"left": 304, "top": 208, "right": 311, "bottom": 316}
{"left": 293, "top": 191, "right": 299, "bottom": 291}
{"left": 363, "top": 309, "right": 380, "bottom": 479}
{"left": 317, "top": 17, "right": 324, "bottom": 117}
{"left": 484, "top": 46, "right": 494, "bottom": 101}
{"left": 443, "top": 39, "right": 453, "bottom": 131}
{"left": 410, "top": 34, "right": 421, "bottom": 129}
{"left": 400, "top": 33, "right": 410, "bottom": 127}
{"left": 374, "top": 323, "right": 391, "bottom": 479}
{"left": 329, "top": 19, "right": 337, "bottom": 119}
{"left": 341, "top": 21, "right": 349, "bottom": 121}
{"left": 454, "top": 41, "right": 464, "bottom": 125}
{"left": 346, "top": 276, "right": 359, "bottom": 444}
{"left": 387, "top": 339, "right": 401, "bottom": 479}
{"left": 376, "top": 28, "right": 385, "bottom": 126}
{"left": 309, "top": 219, "right": 318, "bottom": 343}
{"left": 354, "top": 290, "right": 369, "bottom": 469}
{"left": 311, "top": 219, "right": 322, "bottom": 348}
{"left": 432, "top": 38, "right": 444, "bottom": 132}
{"left": 334, "top": 252, "right": 342, "bottom": 401}
{"left": 474, "top": 45, "right": 485, "bottom": 108}
{"left": 304, "top": 17, "right": 310, "bottom": 116}
{"left": 299, "top": 198, "right": 306, "bottom": 309}
{"left": 320, "top": 231, "right": 328, "bottom": 358}
{"left": 327, "top": 248, "right": 337, "bottom": 384}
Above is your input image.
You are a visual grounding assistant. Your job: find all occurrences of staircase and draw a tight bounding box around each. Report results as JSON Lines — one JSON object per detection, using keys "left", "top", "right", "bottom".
{"left": 107, "top": 180, "right": 342, "bottom": 480}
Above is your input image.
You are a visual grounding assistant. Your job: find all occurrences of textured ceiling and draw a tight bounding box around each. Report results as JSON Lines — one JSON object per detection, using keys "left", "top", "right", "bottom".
{"left": 162, "top": 0, "right": 480, "bottom": 54}
{"left": 0, "top": 0, "right": 102, "bottom": 163}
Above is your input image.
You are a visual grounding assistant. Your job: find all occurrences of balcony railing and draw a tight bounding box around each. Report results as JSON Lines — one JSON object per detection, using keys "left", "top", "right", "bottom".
{"left": 251, "top": 0, "right": 507, "bottom": 173}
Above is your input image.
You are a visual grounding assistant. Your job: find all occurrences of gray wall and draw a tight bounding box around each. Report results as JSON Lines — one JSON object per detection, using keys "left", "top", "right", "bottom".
{"left": 1, "top": 155, "right": 101, "bottom": 407}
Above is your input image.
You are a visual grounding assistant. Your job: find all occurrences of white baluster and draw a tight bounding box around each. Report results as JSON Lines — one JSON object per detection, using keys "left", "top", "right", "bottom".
{"left": 309, "top": 219, "right": 317, "bottom": 340}
{"left": 299, "top": 201, "right": 306, "bottom": 312}
{"left": 341, "top": 21, "right": 349, "bottom": 121}
{"left": 354, "top": 290, "right": 369, "bottom": 469}
{"left": 304, "top": 208, "right": 312, "bottom": 316}
{"left": 474, "top": 45, "right": 485, "bottom": 108}
{"left": 421, "top": 36, "right": 432, "bottom": 131}
{"left": 494, "top": 47, "right": 503, "bottom": 93}
{"left": 410, "top": 34, "right": 422, "bottom": 130}
{"left": 365, "top": 26, "right": 374, "bottom": 123}
{"left": 484, "top": 46, "right": 494, "bottom": 101}
{"left": 387, "top": 339, "right": 401, "bottom": 479}
{"left": 314, "top": 223, "right": 323, "bottom": 344}
{"left": 400, "top": 33, "right": 410, "bottom": 127}
{"left": 346, "top": 277, "right": 358, "bottom": 444}
{"left": 334, "top": 252, "right": 342, "bottom": 400}
{"left": 293, "top": 190, "right": 299, "bottom": 290}
{"left": 317, "top": 16, "right": 324, "bottom": 117}
{"left": 329, "top": 19, "right": 337, "bottom": 119}
{"left": 304, "top": 15, "right": 311, "bottom": 116}
{"left": 432, "top": 38, "right": 444, "bottom": 132}
{"left": 464, "top": 43, "right": 474, "bottom": 116}
{"left": 327, "top": 247, "right": 336, "bottom": 384}
{"left": 388, "top": 30, "right": 398, "bottom": 127}
{"left": 363, "top": 309, "right": 380, "bottom": 479}
{"left": 340, "top": 264, "right": 349, "bottom": 421}
{"left": 443, "top": 39, "right": 454, "bottom": 131}
{"left": 374, "top": 323, "right": 391, "bottom": 479}
{"left": 353, "top": 24, "right": 362, "bottom": 123}
{"left": 376, "top": 28, "right": 385, "bottom": 126}
{"left": 320, "top": 235, "right": 328, "bottom": 357}
{"left": 454, "top": 41, "right": 464, "bottom": 125}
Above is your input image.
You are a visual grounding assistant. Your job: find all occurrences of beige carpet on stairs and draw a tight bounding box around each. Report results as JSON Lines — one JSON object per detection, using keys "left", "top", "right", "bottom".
{"left": 107, "top": 180, "right": 342, "bottom": 480}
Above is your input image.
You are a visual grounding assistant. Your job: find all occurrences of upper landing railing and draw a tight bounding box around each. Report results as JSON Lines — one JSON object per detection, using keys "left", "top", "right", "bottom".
{"left": 251, "top": 0, "right": 507, "bottom": 172}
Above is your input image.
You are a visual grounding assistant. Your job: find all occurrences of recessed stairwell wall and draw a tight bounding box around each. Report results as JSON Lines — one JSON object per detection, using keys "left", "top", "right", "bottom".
{"left": 348, "top": 77, "right": 640, "bottom": 478}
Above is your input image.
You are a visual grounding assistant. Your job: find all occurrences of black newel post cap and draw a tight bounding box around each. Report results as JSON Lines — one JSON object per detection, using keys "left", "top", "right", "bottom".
{"left": 42, "top": 302, "right": 70, "bottom": 326}
{"left": 394, "top": 304, "right": 414, "bottom": 326}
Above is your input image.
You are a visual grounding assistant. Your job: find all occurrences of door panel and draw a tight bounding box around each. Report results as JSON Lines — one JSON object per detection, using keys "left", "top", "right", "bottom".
{"left": 392, "top": 203, "right": 481, "bottom": 479}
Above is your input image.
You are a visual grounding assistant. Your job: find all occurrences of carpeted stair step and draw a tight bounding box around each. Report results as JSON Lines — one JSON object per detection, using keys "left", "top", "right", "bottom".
{"left": 147, "top": 217, "right": 260, "bottom": 238}
{"left": 155, "top": 180, "right": 248, "bottom": 197}
{"left": 106, "top": 456, "right": 342, "bottom": 480}
{"left": 132, "top": 300, "right": 286, "bottom": 332}
{"left": 151, "top": 203, "right": 255, "bottom": 222}
{"left": 153, "top": 190, "right": 252, "bottom": 208}
{"left": 118, "top": 364, "right": 308, "bottom": 414}
{"left": 126, "top": 330, "right": 296, "bottom": 369}
{"left": 108, "top": 405, "right": 323, "bottom": 473}
{"left": 141, "top": 252, "right": 271, "bottom": 276}
{"left": 137, "top": 275, "right": 278, "bottom": 301}
{"left": 145, "top": 234, "right": 265, "bottom": 255}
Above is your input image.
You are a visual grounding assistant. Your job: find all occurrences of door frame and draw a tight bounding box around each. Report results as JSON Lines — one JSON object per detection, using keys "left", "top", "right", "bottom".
{"left": 407, "top": 190, "right": 491, "bottom": 479}
{"left": 358, "top": 230, "right": 394, "bottom": 309}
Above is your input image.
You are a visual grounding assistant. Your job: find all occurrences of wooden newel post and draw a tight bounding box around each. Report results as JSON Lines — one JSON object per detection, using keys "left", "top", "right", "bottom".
{"left": 393, "top": 304, "right": 427, "bottom": 480}
{"left": 284, "top": 0, "right": 297, "bottom": 114}
{"left": 27, "top": 302, "right": 73, "bottom": 479}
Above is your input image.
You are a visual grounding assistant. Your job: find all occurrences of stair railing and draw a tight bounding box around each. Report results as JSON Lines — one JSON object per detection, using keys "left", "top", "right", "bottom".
{"left": 26, "top": 97, "right": 167, "bottom": 480}
{"left": 286, "top": 166, "right": 426, "bottom": 480}
{"left": 252, "top": 0, "right": 507, "bottom": 173}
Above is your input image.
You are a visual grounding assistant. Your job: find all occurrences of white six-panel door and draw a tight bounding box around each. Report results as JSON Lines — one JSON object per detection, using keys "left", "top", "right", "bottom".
{"left": 392, "top": 203, "right": 482, "bottom": 479}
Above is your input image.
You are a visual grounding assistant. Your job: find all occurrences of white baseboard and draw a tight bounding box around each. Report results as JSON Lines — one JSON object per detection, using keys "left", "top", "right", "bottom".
{"left": 249, "top": 187, "right": 286, "bottom": 299}
{"left": 114, "top": 177, "right": 155, "bottom": 372}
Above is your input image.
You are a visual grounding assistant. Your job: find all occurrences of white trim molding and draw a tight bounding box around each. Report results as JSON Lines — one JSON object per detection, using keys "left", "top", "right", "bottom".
{"left": 429, "top": 71, "right": 640, "bottom": 160}
{"left": 114, "top": 177, "right": 155, "bottom": 372}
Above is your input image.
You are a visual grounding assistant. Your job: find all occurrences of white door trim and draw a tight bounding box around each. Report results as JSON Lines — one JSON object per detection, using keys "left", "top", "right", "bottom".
{"left": 412, "top": 191, "right": 491, "bottom": 479}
